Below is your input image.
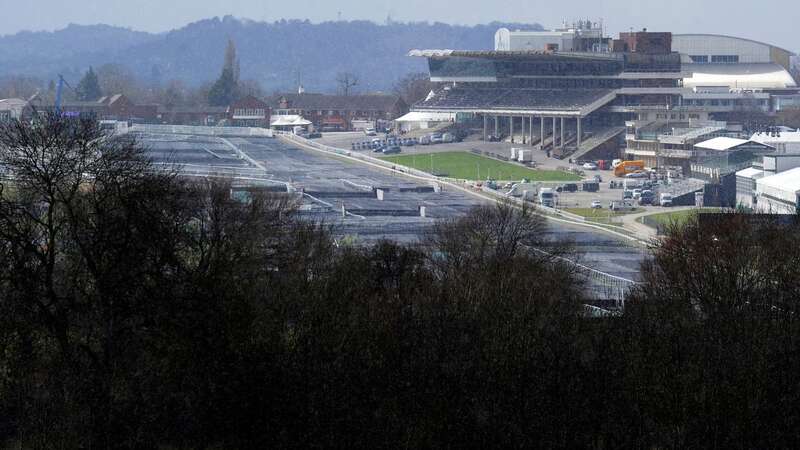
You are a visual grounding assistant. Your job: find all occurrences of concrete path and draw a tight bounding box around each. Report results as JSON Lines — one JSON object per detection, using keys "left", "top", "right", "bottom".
{"left": 618, "top": 206, "right": 698, "bottom": 241}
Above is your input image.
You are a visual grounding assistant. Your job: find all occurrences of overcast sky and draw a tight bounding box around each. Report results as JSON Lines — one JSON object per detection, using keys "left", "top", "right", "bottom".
{"left": 1, "top": 0, "right": 797, "bottom": 51}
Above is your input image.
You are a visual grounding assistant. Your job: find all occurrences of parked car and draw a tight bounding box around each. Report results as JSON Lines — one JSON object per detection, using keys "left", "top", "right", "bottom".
{"left": 583, "top": 162, "right": 598, "bottom": 170}
{"left": 610, "top": 200, "right": 636, "bottom": 212}
{"left": 623, "top": 190, "right": 633, "bottom": 200}
{"left": 626, "top": 171, "right": 648, "bottom": 179}
{"left": 591, "top": 200, "right": 603, "bottom": 209}
{"left": 429, "top": 133, "right": 444, "bottom": 144}
{"left": 487, "top": 134, "right": 502, "bottom": 142}
{"left": 364, "top": 127, "right": 377, "bottom": 136}
{"left": 562, "top": 183, "right": 578, "bottom": 193}
{"left": 419, "top": 135, "right": 432, "bottom": 145}
{"left": 660, "top": 193, "right": 674, "bottom": 207}
{"left": 382, "top": 146, "right": 402, "bottom": 155}
{"left": 442, "top": 132, "right": 456, "bottom": 143}
{"left": 307, "top": 132, "right": 322, "bottom": 139}
{"left": 593, "top": 175, "right": 603, "bottom": 183}
{"left": 632, "top": 189, "right": 643, "bottom": 200}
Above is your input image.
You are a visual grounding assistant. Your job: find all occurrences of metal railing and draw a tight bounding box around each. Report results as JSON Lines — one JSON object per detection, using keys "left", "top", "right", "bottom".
{"left": 130, "top": 124, "right": 273, "bottom": 138}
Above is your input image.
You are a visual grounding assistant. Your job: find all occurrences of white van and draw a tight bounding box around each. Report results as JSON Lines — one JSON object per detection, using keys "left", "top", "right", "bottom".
{"left": 659, "top": 193, "right": 674, "bottom": 207}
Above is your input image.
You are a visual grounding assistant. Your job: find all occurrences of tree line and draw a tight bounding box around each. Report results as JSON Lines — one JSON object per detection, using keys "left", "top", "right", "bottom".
{"left": 1, "top": 115, "right": 800, "bottom": 448}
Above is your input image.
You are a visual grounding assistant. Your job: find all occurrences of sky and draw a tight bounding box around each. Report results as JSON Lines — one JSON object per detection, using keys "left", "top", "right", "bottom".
{"left": 0, "top": 0, "right": 797, "bottom": 51}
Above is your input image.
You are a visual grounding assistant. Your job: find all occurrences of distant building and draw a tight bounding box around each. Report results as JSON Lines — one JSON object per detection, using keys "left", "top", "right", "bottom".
{"left": 44, "top": 94, "right": 158, "bottom": 122}
{"left": 267, "top": 93, "right": 408, "bottom": 131}
{"left": 0, "top": 98, "right": 30, "bottom": 121}
{"left": 156, "top": 105, "right": 229, "bottom": 126}
{"left": 227, "top": 96, "right": 270, "bottom": 128}
{"left": 736, "top": 154, "right": 800, "bottom": 211}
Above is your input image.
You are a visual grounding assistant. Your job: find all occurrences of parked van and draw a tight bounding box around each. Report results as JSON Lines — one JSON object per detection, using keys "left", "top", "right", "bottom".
{"left": 614, "top": 160, "right": 646, "bottom": 177}
{"left": 660, "top": 193, "right": 674, "bottom": 207}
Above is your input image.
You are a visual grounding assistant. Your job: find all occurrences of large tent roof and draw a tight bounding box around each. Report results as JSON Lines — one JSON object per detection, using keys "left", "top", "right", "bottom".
{"left": 683, "top": 63, "right": 797, "bottom": 89}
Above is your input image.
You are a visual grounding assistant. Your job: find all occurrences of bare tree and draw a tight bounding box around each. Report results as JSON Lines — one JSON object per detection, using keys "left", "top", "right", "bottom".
{"left": 335, "top": 72, "right": 359, "bottom": 96}
{"left": 392, "top": 72, "right": 433, "bottom": 105}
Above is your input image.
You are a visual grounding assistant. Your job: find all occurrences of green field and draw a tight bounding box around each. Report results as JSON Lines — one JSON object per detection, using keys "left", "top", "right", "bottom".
{"left": 639, "top": 208, "right": 722, "bottom": 229}
{"left": 379, "top": 151, "right": 581, "bottom": 182}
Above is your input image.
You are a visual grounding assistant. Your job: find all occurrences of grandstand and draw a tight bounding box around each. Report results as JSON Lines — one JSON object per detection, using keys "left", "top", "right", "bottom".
{"left": 408, "top": 28, "right": 798, "bottom": 162}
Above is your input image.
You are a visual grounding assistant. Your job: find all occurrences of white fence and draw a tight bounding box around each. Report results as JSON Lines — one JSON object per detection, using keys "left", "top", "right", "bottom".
{"left": 130, "top": 124, "right": 273, "bottom": 138}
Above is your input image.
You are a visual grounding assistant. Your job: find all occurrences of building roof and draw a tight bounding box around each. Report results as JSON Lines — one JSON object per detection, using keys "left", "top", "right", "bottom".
{"left": 673, "top": 34, "right": 795, "bottom": 57}
{"left": 408, "top": 48, "right": 619, "bottom": 62}
{"left": 751, "top": 130, "right": 800, "bottom": 144}
{"left": 415, "top": 87, "right": 614, "bottom": 113}
{"left": 695, "top": 136, "right": 774, "bottom": 151}
{"left": 683, "top": 63, "right": 797, "bottom": 89}
{"left": 757, "top": 167, "right": 800, "bottom": 193}
{"left": 736, "top": 167, "right": 765, "bottom": 179}
{"left": 269, "top": 93, "right": 403, "bottom": 112}
{"left": 0, "top": 98, "right": 28, "bottom": 109}
{"left": 270, "top": 115, "right": 312, "bottom": 127}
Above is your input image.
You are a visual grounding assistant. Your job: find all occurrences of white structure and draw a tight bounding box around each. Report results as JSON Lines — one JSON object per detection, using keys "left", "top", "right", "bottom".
{"left": 750, "top": 130, "right": 800, "bottom": 153}
{"left": 495, "top": 22, "right": 605, "bottom": 52}
{"left": 736, "top": 154, "right": 800, "bottom": 211}
{"left": 270, "top": 115, "right": 312, "bottom": 130}
{"left": 394, "top": 111, "right": 454, "bottom": 132}
{"left": 672, "top": 34, "right": 794, "bottom": 69}
{"left": 673, "top": 34, "right": 797, "bottom": 90}
{"left": 756, "top": 167, "right": 800, "bottom": 213}
{"left": 735, "top": 167, "right": 765, "bottom": 209}
{"left": 0, "top": 98, "right": 28, "bottom": 121}
{"left": 682, "top": 63, "right": 797, "bottom": 89}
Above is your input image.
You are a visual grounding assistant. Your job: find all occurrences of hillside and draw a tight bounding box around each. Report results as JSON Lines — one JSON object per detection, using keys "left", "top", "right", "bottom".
{"left": 0, "top": 17, "right": 542, "bottom": 93}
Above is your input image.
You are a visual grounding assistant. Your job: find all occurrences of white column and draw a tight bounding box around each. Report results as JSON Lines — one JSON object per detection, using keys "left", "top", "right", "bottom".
{"left": 560, "top": 117, "right": 565, "bottom": 149}
{"left": 552, "top": 117, "right": 557, "bottom": 148}
{"left": 530, "top": 116, "right": 534, "bottom": 146}
{"left": 483, "top": 115, "right": 488, "bottom": 141}
{"left": 509, "top": 116, "right": 514, "bottom": 143}
{"left": 521, "top": 116, "right": 526, "bottom": 144}
{"left": 577, "top": 116, "right": 582, "bottom": 150}
{"left": 494, "top": 115, "right": 499, "bottom": 135}
{"left": 540, "top": 116, "right": 545, "bottom": 150}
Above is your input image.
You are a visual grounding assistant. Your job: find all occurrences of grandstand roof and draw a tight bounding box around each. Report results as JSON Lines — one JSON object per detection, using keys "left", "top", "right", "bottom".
{"left": 408, "top": 49, "right": 618, "bottom": 62}
{"left": 414, "top": 87, "right": 615, "bottom": 116}
{"left": 673, "top": 34, "right": 795, "bottom": 57}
